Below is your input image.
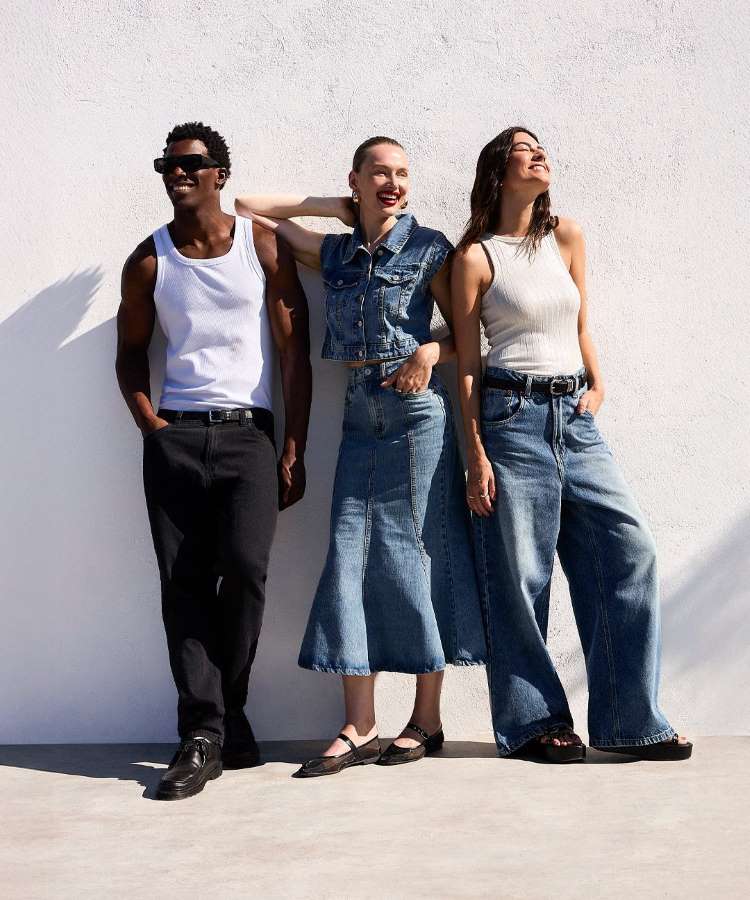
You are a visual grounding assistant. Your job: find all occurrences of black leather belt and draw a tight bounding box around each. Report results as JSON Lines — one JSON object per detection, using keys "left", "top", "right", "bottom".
{"left": 159, "top": 407, "right": 273, "bottom": 429}
{"left": 483, "top": 373, "right": 587, "bottom": 397}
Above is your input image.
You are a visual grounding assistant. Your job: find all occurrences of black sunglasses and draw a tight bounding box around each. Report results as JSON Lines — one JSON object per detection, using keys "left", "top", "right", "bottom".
{"left": 153, "top": 154, "right": 221, "bottom": 174}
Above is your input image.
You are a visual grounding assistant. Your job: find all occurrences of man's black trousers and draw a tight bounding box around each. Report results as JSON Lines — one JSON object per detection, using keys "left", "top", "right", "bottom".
{"left": 143, "top": 415, "right": 278, "bottom": 744}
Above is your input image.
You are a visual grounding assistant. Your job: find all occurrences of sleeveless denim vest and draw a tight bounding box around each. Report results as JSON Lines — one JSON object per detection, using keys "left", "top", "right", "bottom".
{"left": 319, "top": 214, "right": 452, "bottom": 361}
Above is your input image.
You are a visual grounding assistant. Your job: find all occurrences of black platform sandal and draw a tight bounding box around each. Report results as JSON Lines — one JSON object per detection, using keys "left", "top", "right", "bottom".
{"left": 377, "top": 723, "right": 444, "bottom": 766}
{"left": 592, "top": 735, "right": 692, "bottom": 761}
{"left": 509, "top": 730, "right": 586, "bottom": 764}
{"left": 292, "top": 734, "right": 381, "bottom": 778}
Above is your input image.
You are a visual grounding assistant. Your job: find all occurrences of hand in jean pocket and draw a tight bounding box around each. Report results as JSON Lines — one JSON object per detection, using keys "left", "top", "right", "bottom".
{"left": 576, "top": 387, "right": 605, "bottom": 417}
{"left": 380, "top": 343, "right": 439, "bottom": 394}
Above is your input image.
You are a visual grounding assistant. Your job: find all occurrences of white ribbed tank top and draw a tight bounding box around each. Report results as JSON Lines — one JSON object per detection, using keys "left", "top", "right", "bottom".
{"left": 152, "top": 215, "right": 273, "bottom": 411}
{"left": 480, "top": 230, "right": 583, "bottom": 376}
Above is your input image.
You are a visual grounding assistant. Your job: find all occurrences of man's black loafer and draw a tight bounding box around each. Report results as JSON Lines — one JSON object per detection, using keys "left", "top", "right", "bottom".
{"left": 156, "top": 737, "right": 222, "bottom": 800}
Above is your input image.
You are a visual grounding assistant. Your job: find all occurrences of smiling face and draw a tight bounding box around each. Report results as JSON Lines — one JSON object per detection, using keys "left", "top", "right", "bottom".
{"left": 161, "top": 138, "right": 227, "bottom": 210}
{"left": 502, "top": 131, "right": 551, "bottom": 195}
{"left": 349, "top": 143, "right": 410, "bottom": 222}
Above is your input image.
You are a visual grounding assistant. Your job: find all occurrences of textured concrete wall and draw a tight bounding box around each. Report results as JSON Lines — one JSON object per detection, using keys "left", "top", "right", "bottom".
{"left": 1, "top": 0, "right": 748, "bottom": 742}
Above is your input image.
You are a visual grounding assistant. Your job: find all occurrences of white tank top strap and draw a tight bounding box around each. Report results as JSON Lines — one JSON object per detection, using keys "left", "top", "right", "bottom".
{"left": 478, "top": 234, "right": 503, "bottom": 292}
{"left": 238, "top": 214, "right": 265, "bottom": 281}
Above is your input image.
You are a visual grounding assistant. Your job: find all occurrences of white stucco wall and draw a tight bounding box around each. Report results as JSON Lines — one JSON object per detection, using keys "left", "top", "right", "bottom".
{"left": 1, "top": 0, "right": 748, "bottom": 743}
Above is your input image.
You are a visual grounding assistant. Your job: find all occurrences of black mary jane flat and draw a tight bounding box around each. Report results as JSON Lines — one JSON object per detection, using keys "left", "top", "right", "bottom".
{"left": 292, "top": 734, "right": 381, "bottom": 778}
{"left": 377, "top": 723, "right": 444, "bottom": 766}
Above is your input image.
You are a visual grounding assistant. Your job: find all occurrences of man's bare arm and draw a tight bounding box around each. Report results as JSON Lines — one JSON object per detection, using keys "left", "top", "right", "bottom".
{"left": 254, "top": 223, "right": 312, "bottom": 510}
{"left": 115, "top": 238, "right": 165, "bottom": 434}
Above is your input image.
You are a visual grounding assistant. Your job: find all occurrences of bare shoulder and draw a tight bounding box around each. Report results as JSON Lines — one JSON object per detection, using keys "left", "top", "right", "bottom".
{"left": 253, "top": 221, "right": 299, "bottom": 280}
{"left": 454, "top": 241, "right": 493, "bottom": 289}
{"left": 553, "top": 216, "right": 584, "bottom": 245}
{"left": 122, "top": 236, "right": 157, "bottom": 290}
{"left": 455, "top": 241, "right": 490, "bottom": 271}
{"left": 252, "top": 221, "right": 281, "bottom": 270}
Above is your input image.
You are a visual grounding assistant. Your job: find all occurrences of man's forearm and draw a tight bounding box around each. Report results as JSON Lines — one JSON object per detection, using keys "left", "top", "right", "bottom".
{"left": 278, "top": 350, "right": 312, "bottom": 460}
{"left": 116, "top": 350, "right": 159, "bottom": 431}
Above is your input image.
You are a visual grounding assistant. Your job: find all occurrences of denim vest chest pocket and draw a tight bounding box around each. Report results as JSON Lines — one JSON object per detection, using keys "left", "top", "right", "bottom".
{"left": 373, "top": 263, "right": 422, "bottom": 326}
{"left": 322, "top": 269, "right": 363, "bottom": 329}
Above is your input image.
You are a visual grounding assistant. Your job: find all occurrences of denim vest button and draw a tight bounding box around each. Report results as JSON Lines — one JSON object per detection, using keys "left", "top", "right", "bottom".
{"left": 357, "top": 350, "right": 364, "bottom": 358}
{"left": 364, "top": 367, "right": 372, "bottom": 375}
{"left": 376, "top": 249, "right": 383, "bottom": 255}
{"left": 356, "top": 319, "right": 363, "bottom": 327}
{"left": 336, "top": 279, "right": 343, "bottom": 286}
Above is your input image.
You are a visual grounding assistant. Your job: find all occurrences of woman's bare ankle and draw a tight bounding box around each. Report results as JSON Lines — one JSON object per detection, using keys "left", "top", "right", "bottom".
{"left": 341, "top": 720, "right": 377, "bottom": 741}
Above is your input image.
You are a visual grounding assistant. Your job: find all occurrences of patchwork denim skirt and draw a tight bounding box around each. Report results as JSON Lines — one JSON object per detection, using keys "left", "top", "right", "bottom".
{"left": 298, "top": 361, "right": 487, "bottom": 675}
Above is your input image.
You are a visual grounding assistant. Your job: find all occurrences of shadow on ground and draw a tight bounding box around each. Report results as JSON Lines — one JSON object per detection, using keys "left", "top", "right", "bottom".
{"left": 0, "top": 738, "right": 636, "bottom": 802}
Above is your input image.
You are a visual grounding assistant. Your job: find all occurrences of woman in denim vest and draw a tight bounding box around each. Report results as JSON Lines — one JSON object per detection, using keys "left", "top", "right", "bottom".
{"left": 236, "top": 136, "right": 485, "bottom": 776}
{"left": 451, "top": 126, "right": 691, "bottom": 763}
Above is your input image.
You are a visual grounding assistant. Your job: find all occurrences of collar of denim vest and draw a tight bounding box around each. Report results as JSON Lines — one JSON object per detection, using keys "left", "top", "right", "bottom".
{"left": 342, "top": 213, "right": 418, "bottom": 264}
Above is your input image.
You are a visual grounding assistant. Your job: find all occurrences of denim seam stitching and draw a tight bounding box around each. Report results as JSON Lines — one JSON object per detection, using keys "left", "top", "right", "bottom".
{"left": 579, "top": 506, "right": 623, "bottom": 743}
{"left": 436, "top": 393, "right": 458, "bottom": 659}
{"left": 475, "top": 515, "right": 495, "bottom": 721}
{"left": 362, "top": 446, "right": 376, "bottom": 585}
{"left": 406, "top": 428, "right": 430, "bottom": 580}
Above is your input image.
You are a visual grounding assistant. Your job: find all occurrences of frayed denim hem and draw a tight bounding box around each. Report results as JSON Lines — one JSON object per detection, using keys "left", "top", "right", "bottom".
{"left": 495, "top": 720, "right": 575, "bottom": 757}
{"left": 590, "top": 726, "right": 676, "bottom": 748}
{"left": 451, "top": 656, "right": 486, "bottom": 667}
{"left": 298, "top": 659, "right": 448, "bottom": 676}
{"left": 299, "top": 655, "right": 485, "bottom": 675}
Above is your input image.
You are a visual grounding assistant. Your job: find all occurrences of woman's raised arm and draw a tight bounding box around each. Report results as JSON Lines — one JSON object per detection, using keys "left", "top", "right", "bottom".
{"left": 234, "top": 195, "right": 356, "bottom": 272}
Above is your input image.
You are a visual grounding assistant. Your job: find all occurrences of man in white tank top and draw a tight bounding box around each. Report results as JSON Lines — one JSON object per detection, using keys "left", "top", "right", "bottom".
{"left": 116, "top": 122, "right": 311, "bottom": 800}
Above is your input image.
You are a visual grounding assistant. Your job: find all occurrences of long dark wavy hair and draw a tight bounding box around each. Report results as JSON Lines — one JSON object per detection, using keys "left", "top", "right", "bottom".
{"left": 457, "top": 126, "right": 557, "bottom": 256}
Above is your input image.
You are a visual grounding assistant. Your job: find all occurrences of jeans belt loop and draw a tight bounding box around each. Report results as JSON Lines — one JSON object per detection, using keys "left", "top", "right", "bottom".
{"left": 524, "top": 375, "right": 533, "bottom": 398}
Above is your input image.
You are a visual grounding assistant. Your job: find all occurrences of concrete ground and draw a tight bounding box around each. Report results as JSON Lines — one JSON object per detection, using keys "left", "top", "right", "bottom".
{"left": 2, "top": 737, "right": 747, "bottom": 899}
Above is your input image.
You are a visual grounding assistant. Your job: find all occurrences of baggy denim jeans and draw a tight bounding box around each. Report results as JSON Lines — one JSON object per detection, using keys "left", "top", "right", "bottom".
{"left": 475, "top": 366, "right": 675, "bottom": 755}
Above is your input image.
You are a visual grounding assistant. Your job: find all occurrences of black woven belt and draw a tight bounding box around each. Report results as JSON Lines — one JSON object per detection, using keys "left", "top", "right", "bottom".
{"left": 159, "top": 408, "right": 273, "bottom": 428}
{"left": 483, "top": 373, "right": 587, "bottom": 397}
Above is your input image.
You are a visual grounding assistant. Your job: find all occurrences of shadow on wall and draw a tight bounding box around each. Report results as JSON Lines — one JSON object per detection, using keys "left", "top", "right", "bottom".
{"left": 0, "top": 266, "right": 349, "bottom": 742}
{"left": 0, "top": 269, "right": 173, "bottom": 742}
{"left": 545, "top": 509, "right": 750, "bottom": 737}
{"left": 660, "top": 509, "right": 750, "bottom": 733}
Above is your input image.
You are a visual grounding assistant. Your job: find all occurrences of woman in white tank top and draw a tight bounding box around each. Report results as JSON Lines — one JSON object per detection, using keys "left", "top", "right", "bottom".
{"left": 451, "top": 127, "right": 691, "bottom": 762}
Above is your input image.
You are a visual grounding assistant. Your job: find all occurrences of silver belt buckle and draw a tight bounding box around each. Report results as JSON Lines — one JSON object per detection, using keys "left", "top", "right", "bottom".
{"left": 208, "top": 410, "right": 224, "bottom": 423}
{"left": 549, "top": 377, "right": 571, "bottom": 396}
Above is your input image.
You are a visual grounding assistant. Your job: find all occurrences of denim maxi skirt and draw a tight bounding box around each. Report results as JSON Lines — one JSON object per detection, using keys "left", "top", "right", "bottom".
{"left": 299, "top": 361, "right": 487, "bottom": 674}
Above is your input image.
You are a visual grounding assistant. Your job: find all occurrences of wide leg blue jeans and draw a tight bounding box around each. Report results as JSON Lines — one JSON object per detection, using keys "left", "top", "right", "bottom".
{"left": 475, "top": 367, "right": 675, "bottom": 755}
